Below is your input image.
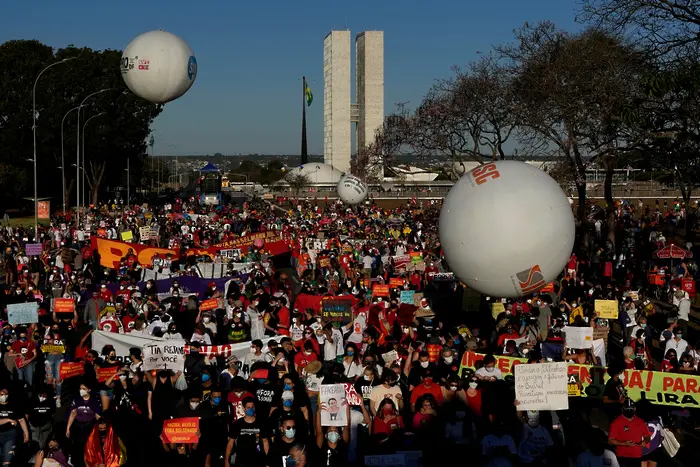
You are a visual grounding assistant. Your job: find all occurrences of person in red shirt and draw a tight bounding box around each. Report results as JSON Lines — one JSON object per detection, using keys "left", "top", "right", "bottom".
{"left": 372, "top": 399, "right": 404, "bottom": 436}
{"left": 99, "top": 284, "right": 114, "bottom": 303}
{"left": 409, "top": 374, "right": 443, "bottom": 412}
{"left": 226, "top": 376, "right": 255, "bottom": 421}
{"left": 9, "top": 328, "right": 38, "bottom": 386}
{"left": 293, "top": 341, "right": 318, "bottom": 375}
{"left": 274, "top": 297, "right": 291, "bottom": 336}
{"left": 294, "top": 329, "right": 321, "bottom": 355}
{"left": 115, "top": 281, "right": 131, "bottom": 302}
{"left": 497, "top": 325, "right": 521, "bottom": 348}
{"left": 609, "top": 399, "right": 651, "bottom": 464}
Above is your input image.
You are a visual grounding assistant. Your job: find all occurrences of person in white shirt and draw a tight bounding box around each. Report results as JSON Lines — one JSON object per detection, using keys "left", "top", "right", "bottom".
{"left": 665, "top": 328, "right": 688, "bottom": 356}
{"left": 475, "top": 355, "right": 503, "bottom": 381}
{"left": 241, "top": 339, "right": 268, "bottom": 378}
{"left": 246, "top": 299, "right": 265, "bottom": 341}
{"left": 164, "top": 322, "right": 183, "bottom": 340}
{"left": 345, "top": 311, "right": 367, "bottom": 345}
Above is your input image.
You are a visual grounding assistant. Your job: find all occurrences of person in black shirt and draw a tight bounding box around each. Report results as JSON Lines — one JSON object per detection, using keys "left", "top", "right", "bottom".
{"left": 314, "top": 420, "right": 349, "bottom": 467}
{"left": 267, "top": 414, "right": 308, "bottom": 467}
{"left": 28, "top": 385, "right": 55, "bottom": 448}
{"left": 0, "top": 386, "right": 29, "bottom": 466}
{"left": 204, "top": 388, "right": 230, "bottom": 466}
{"left": 603, "top": 362, "right": 627, "bottom": 421}
{"left": 269, "top": 391, "right": 309, "bottom": 439}
{"left": 249, "top": 369, "right": 275, "bottom": 421}
{"left": 225, "top": 398, "right": 270, "bottom": 467}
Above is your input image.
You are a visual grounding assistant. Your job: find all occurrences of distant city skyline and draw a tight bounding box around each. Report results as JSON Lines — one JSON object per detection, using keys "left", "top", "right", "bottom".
{"left": 1, "top": 0, "right": 582, "bottom": 155}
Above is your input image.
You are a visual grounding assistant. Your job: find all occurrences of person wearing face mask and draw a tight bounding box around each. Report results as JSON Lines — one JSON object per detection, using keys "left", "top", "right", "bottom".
{"left": 602, "top": 362, "right": 627, "bottom": 421}
{"left": 409, "top": 372, "right": 443, "bottom": 413}
{"left": 66, "top": 383, "right": 101, "bottom": 467}
{"left": 518, "top": 410, "right": 554, "bottom": 465}
{"left": 314, "top": 422, "right": 349, "bottom": 467}
{"left": 226, "top": 376, "right": 254, "bottom": 421}
{"left": 677, "top": 355, "right": 697, "bottom": 375}
{"left": 28, "top": 385, "right": 56, "bottom": 449}
{"left": 97, "top": 347, "right": 123, "bottom": 412}
{"left": 371, "top": 397, "right": 404, "bottom": 438}
{"left": 0, "top": 386, "right": 28, "bottom": 466}
{"left": 408, "top": 351, "right": 437, "bottom": 389}
{"left": 34, "top": 433, "right": 71, "bottom": 467}
{"left": 368, "top": 371, "right": 403, "bottom": 416}
{"left": 268, "top": 415, "right": 306, "bottom": 467}
{"left": 200, "top": 368, "right": 215, "bottom": 400}
{"left": 245, "top": 296, "right": 266, "bottom": 341}
{"left": 437, "top": 348, "right": 459, "bottom": 383}
{"left": 664, "top": 327, "right": 688, "bottom": 356}
{"left": 241, "top": 340, "right": 269, "bottom": 378}
{"left": 609, "top": 399, "right": 651, "bottom": 466}
{"left": 474, "top": 355, "right": 503, "bottom": 381}
{"left": 341, "top": 344, "right": 364, "bottom": 381}
{"left": 84, "top": 418, "right": 127, "bottom": 467}
{"left": 148, "top": 370, "right": 180, "bottom": 438}
{"left": 270, "top": 391, "right": 309, "bottom": 439}
{"left": 8, "top": 327, "right": 38, "bottom": 388}
{"left": 224, "top": 398, "right": 270, "bottom": 467}
{"left": 660, "top": 349, "right": 679, "bottom": 373}
{"left": 199, "top": 311, "right": 218, "bottom": 338}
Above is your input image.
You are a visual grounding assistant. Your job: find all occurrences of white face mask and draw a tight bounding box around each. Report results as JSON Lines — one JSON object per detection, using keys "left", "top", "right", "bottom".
{"left": 38, "top": 396, "right": 47, "bottom": 402}
{"left": 203, "top": 317, "right": 210, "bottom": 324}
{"left": 420, "top": 361, "right": 429, "bottom": 368}
{"left": 364, "top": 375, "right": 372, "bottom": 381}
{"left": 443, "top": 356, "right": 453, "bottom": 364}
{"left": 469, "top": 382, "right": 478, "bottom": 389}
{"left": 190, "top": 402, "right": 200, "bottom": 410}
{"left": 0, "top": 395, "right": 7, "bottom": 403}
{"left": 79, "top": 389, "right": 89, "bottom": 397}
{"left": 485, "top": 366, "right": 495, "bottom": 373}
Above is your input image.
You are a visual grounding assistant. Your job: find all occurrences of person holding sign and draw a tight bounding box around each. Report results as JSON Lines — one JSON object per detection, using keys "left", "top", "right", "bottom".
{"left": 8, "top": 327, "right": 38, "bottom": 388}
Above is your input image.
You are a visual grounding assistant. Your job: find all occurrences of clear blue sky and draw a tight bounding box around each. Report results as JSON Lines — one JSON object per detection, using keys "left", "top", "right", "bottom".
{"left": 2, "top": 0, "right": 582, "bottom": 155}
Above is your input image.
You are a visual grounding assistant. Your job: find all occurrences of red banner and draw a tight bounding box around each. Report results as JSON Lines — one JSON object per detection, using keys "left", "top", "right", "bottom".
{"left": 389, "top": 278, "right": 404, "bottom": 288}
{"left": 185, "top": 240, "right": 290, "bottom": 258}
{"left": 372, "top": 284, "right": 390, "bottom": 297}
{"left": 53, "top": 298, "right": 75, "bottom": 313}
{"left": 200, "top": 299, "right": 218, "bottom": 311}
{"left": 91, "top": 236, "right": 179, "bottom": 269}
{"left": 97, "top": 366, "right": 121, "bottom": 383}
{"left": 59, "top": 362, "right": 85, "bottom": 379}
{"left": 162, "top": 417, "right": 200, "bottom": 444}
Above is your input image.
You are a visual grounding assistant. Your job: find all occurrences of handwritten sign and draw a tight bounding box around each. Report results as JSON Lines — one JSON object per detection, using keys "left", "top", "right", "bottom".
{"left": 563, "top": 326, "right": 594, "bottom": 349}
{"left": 372, "top": 284, "right": 390, "bottom": 297}
{"left": 59, "top": 362, "right": 85, "bottom": 379}
{"left": 139, "top": 227, "right": 155, "bottom": 241}
{"left": 162, "top": 417, "right": 200, "bottom": 444}
{"left": 199, "top": 299, "right": 218, "bottom": 312}
{"left": 365, "top": 455, "right": 406, "bottom": 467}
{"left": 343, "top": 383, "right": 363, "bottom": 407}
{"left": 514, "top": 361, "right": 569, "bottom": 411}
{"left": 53, "top": 298, "right": 75, "bottom": 314}
{"left": 7, "top": 302, "right": 39, "bottom": 325}
{"left": 382, "top": 350, "right": 399, "bottom": 365}
{"left": 594, "top": 300, "right": 618, "bottom": 319}
{"left": 25, "top": 243, "right": 43, "bottom": 256}
{"left": 143, "top": 341, "right": 186, "bottom": 372}
{"left": 400, "top": 290, "right": 414, "bottom": 304}
{"left": 319, "top": 383, "right": 348, "bottom": 426}
{"left": 389, "top": 278, "right": 404, "bottom": 288}
{"left": 321, "top": 299, "right": 353, "bottom": 327}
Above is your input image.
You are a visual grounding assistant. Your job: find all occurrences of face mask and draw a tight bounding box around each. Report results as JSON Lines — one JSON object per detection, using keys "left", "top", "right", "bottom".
{"left": 622, "top": 409, "right": 635, "bottom": 418}
{"left": 245, "top": 407, "right": 255, "bottom": 417}
{"left": 469, "top": 382, "right": 478, "bottom": 389}
{"left": 256, "top": 379, "right": 267, "bottom": 384}
{"left": 675, "top": 333, "right": 682, "bottom": 338}
{"left": 19, "top": 336, "right": 26, "bottom": 342}
{"left": 190, "top": 402, "right": 200, "bottom": 410}
{"left": 212, "top": 397, "right": 221, "bottom": 405}
{"left": 382, "top": 407, "right": 394, "bottom": 417}
{"left": 79, "top": 389, "right": 89, "bottom": 397}
{"left": 284, "top": 428, "right": 296, "bottom": 438}
{"left": 485, "top": 366, "right": 495, "bottom": 373}
{"left": 640, "top": 323, "right": 647, "bottom": 328}
{"left": 527, "top": 419, "right": 540, "bottom": 428}
{"left": 284, "top": 384, "right": 292, "bottom": 391}
{"left": 283, "top": 399, "right": 293, "bottom": 408}
{"left": 202, "top": 374, "right": 210, "bottom": 382}
{"left": 119, "top": 375, "right": 127, "bottom": 381}
{"left": 449, "top": 385, "right": 458, "bottom": 391}
{"left": 443, "top": 356, "right": 453, "bottom": 364}
{"left": 682, "top": 361, "right": 691, "bottom": 367}
{"left": 420, "top": 361, "right": 429, "bottom": 368}
{"left": 346, "top": 350, "right": 354, "bottom": 356}
{"left": 203, "top": 317, "right": 210, "bottom": 324}
{"left": 38, "top": 396, "right": 47, "bottom": 402}
{"left": 364, "top": 375, "right": 372, "bottom": 381}
{"left": 327, "top": 431, "right": 340, "bottom": 443}
{"left": 285, "top": 456, "right": 297, "bottom": 467}
{"left": 304, "top": 351, "right": 312, "bottom": 356}
{"left": 0, "top": 395, "right": 7, "bottom": 403}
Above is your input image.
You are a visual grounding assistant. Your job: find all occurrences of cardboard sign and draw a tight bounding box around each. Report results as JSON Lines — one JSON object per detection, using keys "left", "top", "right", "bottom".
{"left": 14, "top": 356, "right": 30, "bottom": 369}
{"left": 382, "top": 350, "right": 399, "bottom": 365}
{"left": 400, "top": 290, "right": 414, "bottom": 304}
{"left": 7, "top": 302, "right": 39, "bottom": 325}
{"left": 389, "top": 278, "right": 404, "bottom": 288}
{"left": 413, "top": 293, "right": 424, "bottom": 307}
{"left": 320, "top": 384, "right": 348, "bottom": 427}
{"left": 318, "top": 256, "right": 331, "bottom": 268}
{"left": 97, "top": 366, "right": 121, "bottom": 383}
{"left": 200, "top": 299, "right": 219, "bottom": 311}
{"left": 59, "top": 362, "right": 85, "bottom": 379}
{"left": 372, "top": 284, "right": 390, "bottom": 297}
{"left": 514, "top": 362, "right": 569, "bottom": 411}
{"left": 53, "top": 298, "right": 75, "bottom": 314}
{"left": 139, "top": 227, "right": 155, "bottom": 240}
{"left": 594, "top": 300, "right": 618, "bottom": 319}
{"left": 120, "top": 231, "right": 133, "bottom": 241}
{"left": 25, "top": 243, "right": 43, "bottom": 256}
{"left": 563, "top": 326, "right": 594, "bottom": 349}
{"left": 321, "top": 299, "right": 353, "bottom": 327}
{"left": 143, "top": 341, "right": 186, "bottom": 372}
{"left": 162, "top": 417, "right": 200, "bottom": 444}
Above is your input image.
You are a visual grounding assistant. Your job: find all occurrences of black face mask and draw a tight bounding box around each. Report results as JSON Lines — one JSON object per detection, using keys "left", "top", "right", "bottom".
{"left": 622, "top": 409, "right": 635, "bottom": 418}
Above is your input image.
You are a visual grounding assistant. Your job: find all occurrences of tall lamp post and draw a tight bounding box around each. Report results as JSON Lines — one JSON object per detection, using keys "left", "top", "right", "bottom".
{"left": 32, "top": 56, "right": 77, "bottom": 235}
{"left": 81, "top": 112, "right": 105, "bottom": 209}
{"left": 76, "top": 88, "right": 111, "bottom": 226}
{"left": 125, "top": 158, "right": 130, "bottom": 205}
{"left": 60, "top": 106, "right": 80, "bottom": 215}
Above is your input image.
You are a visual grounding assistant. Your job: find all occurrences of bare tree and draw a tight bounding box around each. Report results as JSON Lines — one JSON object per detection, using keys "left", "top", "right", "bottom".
{"left": 285, "top": 172, "right": 312, "bottom": 199}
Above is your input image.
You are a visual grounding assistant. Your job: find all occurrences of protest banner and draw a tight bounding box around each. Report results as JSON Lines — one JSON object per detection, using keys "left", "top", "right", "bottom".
{"left": 25, "top": 243, "right": 42, "bottom": 256}
{"left": 53, "top": 298, "right": 75, "bottom": 314}
{"left": 59, "top": 362, "right": 85, "bottom": 379}
{"left": 139, "top": 227, "right": 155, "bottom": 241}
{"left": 344, "top": 383, "right": 363, "bottom": 407}
{"left": 41, "top": 339, "right": 66, "bottom": 354}
{"left": 594, "top": 300, "right": 619, "bottom": 319}
{"left": 162, "top": 417, "right": 200, "bottom": 444}
{"left": 568, "top": 374, "right": 581, "bottom": 397}
{"left": 319, "top": 384, "right": 348, "bottom": 426}
{"left": 143, "top": 341, "right": 186, "bottom": 372}
{"left": 563, "top": 326, "right": 594, "bottom": 349}
{"left": 37, "top": 201, "right": 50, "bottom": 219}
{"left": 7, "top": 302, "right": 39, "bottom": 326}
{"left": 199, "top": 298, "right": 219, "bottom": 312}
{"left": 389, "top": 278, "right": 404, "bottom": 288}
{"left": 459, "top": 351, "right": 700, "bottom": 408}
{"left": 514, "top": 362, "right": 569, "bottom": 411}
{"left": 97, "top": 367, "right": 121, "bottom": 383}
{"left": 372, "top": 284, "right": 390, "bottom": 297}
{"left": 91, "top": 236, "right": 179, "bottom": 269}
{"left": 321, "top": 298, "right": 353, "bottom": 327}
{"left": 92, "top": 330, "right": 164, "bottom": 363}
{"left": 188, "top": 337, "right": 276, "bottom": 362}
{"left": 400, "top": 290, "right": 414, "bottom": 305}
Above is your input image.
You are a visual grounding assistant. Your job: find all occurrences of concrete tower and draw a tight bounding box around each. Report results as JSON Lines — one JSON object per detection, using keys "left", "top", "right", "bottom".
{"left": 323, "top": 29, "right": 384, "bottom": 174}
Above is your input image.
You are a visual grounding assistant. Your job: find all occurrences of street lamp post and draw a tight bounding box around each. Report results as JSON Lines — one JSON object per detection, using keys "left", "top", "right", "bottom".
{"left": 32, "top": 56, "right": 77, "bottom": 236}
{"left": 81, "top": 112, "right": 105, "bottom": 209}
{"left": 76, "top": 88, "right": 111, "bottom": 227}
{"left": 61, "top": 106, "right": 80, "bottom": 215}
{"left": 125, "top": 158, "right": 130, "bottom": 205}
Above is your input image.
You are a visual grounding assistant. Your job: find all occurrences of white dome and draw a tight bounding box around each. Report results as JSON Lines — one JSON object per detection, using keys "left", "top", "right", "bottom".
{"left": 284, "top": 163, "right": 343, "bottom": 184}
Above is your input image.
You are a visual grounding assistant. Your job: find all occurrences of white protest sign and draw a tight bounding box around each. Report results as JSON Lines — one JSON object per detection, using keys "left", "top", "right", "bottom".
{"left": 7, "top": 302, "right": 39, "bottom": 326}
{"left": 514, "top": 362, "right": 569, "bottom": 411}
{"left": 319, "top": 383, "right": 348, "bottom": 427}
{"left": 563, "top": 326, "right": 594, "bottom": 349}
{"left": 142, "top": 340, "right": 186, "bottom": 372}
{"left": 92, "top": 330, "right": 163, "bottom": 364}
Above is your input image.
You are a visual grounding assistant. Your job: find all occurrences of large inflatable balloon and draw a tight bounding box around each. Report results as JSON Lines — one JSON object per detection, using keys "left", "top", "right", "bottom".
{"left": 121, "top": 30, "right": 197, "bottom": 104}
{"left": 439, "top": 161, "right": 575, "bottom": 297}
{"left": 337, "top": 174, "right": 368, "bottom": 205}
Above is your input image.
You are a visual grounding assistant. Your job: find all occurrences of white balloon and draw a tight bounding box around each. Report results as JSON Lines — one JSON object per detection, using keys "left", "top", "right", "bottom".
{"left": 337, "top": 174, "right": 368, "bottom": 205}
{"left": 121, "top": 30, "right": 197, "bottom": 104}
{"left": 439, "top": 161, "right": 575, "bottom": 297}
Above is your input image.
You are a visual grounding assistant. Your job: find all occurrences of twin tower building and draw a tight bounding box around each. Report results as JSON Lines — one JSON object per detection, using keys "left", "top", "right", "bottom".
{"left": 323, "top": 30, "right": 384, "bottom": 174}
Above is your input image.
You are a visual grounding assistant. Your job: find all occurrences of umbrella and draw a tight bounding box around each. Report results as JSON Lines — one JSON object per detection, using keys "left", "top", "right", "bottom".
{"left": 653, "top": 244, "right": 692, "bottom": 259}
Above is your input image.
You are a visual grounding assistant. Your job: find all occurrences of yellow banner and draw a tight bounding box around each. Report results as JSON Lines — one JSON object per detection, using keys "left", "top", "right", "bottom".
{"left": 459, "top": 351, "right": 700, "bottom": 408}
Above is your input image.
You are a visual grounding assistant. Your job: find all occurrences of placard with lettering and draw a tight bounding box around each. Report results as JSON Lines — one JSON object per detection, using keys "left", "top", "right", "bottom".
{"left": 319, "top": 383, "right": 348, "bottom": 427}
{"left": 162, "top": 417, "right": 200, "bottom": 444}
{"left": 400, "top": 290, "right": 414, "bottom": 304}
{"left": 7, "top": 302, "right": 39, "bottom": 325}
{"left": 514, "top": 362, "right": 569, "bottom": 411}
{"left": 321, "top": 299, "right": 353, "bottom": 327}
{"left": 142, "top": 341, "right": 186, "bottom": 372}
{"left": 563, "top": 326, "right": 594, "bottom": 349}
{"left": 25, "top": 243, "right": 43, "bottom": 256}
{"left": 594, "top": 300, "right": 619, "bottom": 319}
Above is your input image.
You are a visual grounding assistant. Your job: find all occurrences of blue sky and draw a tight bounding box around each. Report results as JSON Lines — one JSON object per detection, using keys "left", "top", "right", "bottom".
{"left": 2, "top": 0, "right": 582, "bottom": 155}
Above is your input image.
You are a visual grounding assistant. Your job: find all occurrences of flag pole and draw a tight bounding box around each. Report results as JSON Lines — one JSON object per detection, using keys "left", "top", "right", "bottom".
{"left": 301, "top": 76, "right": 308, "bottom": 165}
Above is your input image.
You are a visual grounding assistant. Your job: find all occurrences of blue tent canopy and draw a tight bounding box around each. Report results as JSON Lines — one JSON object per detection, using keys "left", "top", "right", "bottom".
{"left": 200, "top": 162, "right": 219, "bottom": 173}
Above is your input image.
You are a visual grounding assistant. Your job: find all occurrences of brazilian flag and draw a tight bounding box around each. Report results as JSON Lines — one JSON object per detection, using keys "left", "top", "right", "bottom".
{"left": 305, "top": 83, "right": 313, "bottom": 107}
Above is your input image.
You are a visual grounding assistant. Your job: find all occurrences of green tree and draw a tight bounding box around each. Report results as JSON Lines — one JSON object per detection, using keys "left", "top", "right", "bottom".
{"left": 0, "top": 40, "right": 162, "bottom": 207}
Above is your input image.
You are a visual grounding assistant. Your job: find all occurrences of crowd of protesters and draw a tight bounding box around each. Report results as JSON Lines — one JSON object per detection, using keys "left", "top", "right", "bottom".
{"left": 0, "top": 195, "right": 698, "bottom": 467}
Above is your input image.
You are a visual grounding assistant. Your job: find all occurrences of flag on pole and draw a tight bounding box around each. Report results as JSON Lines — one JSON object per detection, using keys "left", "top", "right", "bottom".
{"left": 305, "top": 82, "right": 313, "bottom": 107}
